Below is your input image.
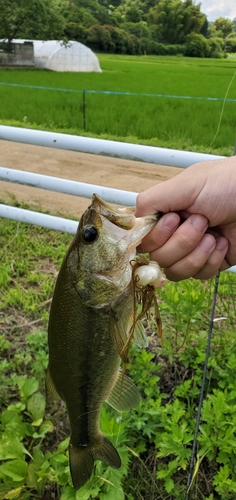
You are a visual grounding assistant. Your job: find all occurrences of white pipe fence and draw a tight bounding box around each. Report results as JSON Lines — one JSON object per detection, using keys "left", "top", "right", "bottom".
{"left": 0, "top": 126, "right": 234, "bottom": 272}
{"left": 0, "top": 167, "right": 137, "bottom": 206}
{"left": 0, "top": 125, "right": 225, "bottom": 168}
{"left": 0, "top": 204, "right": 78, "bottom": 234}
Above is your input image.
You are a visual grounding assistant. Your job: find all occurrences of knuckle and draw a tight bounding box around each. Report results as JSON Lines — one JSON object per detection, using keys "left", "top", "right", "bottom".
{"left": 176, "top": 232, "right": 198, "bottom": 252}
{"left": 193, "top": 268, "right": 218, "bottom": 280}
{"left": 164, "top": 269, "right": 183, "bottom": 282}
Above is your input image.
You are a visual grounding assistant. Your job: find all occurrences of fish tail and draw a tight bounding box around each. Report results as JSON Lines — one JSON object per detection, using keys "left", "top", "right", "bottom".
{"left": 69, "top": 443, "right": 94, "bottom": 490}
{"left": 69, "top": 435, "right": 121, "bottom": 490}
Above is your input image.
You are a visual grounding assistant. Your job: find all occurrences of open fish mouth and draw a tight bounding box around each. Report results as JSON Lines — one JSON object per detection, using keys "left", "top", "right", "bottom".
{"left": 90, "top": 194, "right": 137, "bottom": 229}
{"left": 90, "top": 193, "right": 161, "bottom": 248}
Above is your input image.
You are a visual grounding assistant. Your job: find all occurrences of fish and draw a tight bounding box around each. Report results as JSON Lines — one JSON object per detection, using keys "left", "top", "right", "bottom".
{"left": 46, "top": 194, "right": 161, "bottom": 490}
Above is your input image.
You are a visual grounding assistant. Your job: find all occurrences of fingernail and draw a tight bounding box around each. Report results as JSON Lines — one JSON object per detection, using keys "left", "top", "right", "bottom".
{"left": 216, "top": 237, "right": 228, "bottom": 251}
{"left": 163, "top": 213, "right": 179, "bottom": 231}
{"left": 200, "top": 235, "right": 215, "bottom": 252}
{"left": 190, "top": 214, "right": 208, "bottom": 231}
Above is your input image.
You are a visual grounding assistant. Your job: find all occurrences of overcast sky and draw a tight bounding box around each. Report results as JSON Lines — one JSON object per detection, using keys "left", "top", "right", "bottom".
{"left": 199, "top": 1, "right": 236, "bottom": 21}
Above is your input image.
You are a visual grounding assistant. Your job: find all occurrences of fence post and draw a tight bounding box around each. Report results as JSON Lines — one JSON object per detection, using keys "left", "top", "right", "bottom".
{"left": 82, "top": 89, "right": 86, "bottom": 130}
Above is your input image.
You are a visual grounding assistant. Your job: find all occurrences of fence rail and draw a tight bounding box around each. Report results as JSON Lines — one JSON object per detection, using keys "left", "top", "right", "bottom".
{"left": 1, "top": 81, "right": 236, "bottom": 102}
{"left": 1, "top": 83, "right": 235, "bottom": 135}
{"left": 0, "top": 167, "right": 136, "bottom": 206}
{"left": 0, "top": 126, "right": 224, "bottom": 168}
{"left": 0, "top": 204, "right": 78, "bottom": 234}
{"left": 0, "top": 126, "right": 234, "bottom": 272}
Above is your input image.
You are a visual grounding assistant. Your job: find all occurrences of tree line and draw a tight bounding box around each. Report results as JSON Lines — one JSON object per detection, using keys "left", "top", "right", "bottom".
{"left": 0, "top": 0, "right": 236, "bottom": 58}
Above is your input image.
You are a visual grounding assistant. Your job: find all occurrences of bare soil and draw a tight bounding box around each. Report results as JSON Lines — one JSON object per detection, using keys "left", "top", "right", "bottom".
{"left": 0, "top": 140, "right": 183, "bottom": 217}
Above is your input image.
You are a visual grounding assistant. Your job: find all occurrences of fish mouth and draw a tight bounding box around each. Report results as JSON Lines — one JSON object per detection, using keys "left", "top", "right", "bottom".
{"left": 91, "top": 194, "right": 136, "bottom": 230}
{"left": 91, "top": 194, "right": 161, "bottom": 237}
{"left": 127, "top": 214, "right": 159, "bottom": 251}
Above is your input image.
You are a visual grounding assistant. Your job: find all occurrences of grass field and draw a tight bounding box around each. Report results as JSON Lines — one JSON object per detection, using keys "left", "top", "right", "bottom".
{"left": 0, "top": 55, "right": 236, "bottom": 154}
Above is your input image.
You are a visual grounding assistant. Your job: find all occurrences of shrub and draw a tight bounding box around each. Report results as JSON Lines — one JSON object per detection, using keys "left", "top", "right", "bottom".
{"left": 121, "top": 21, "right": 151, "bottom": 40}
{"left": 225, "top": 35, "right": 236, "bottom": 53}
{"left": 85, "top": 23, "right": 142, "bottom": 55}
{"left": 85, "top": 24, "right": 115, "bottom": 52}
{"left": 64, "top": 22, "right": 86, "bottom": 43}
{"left": 208, "top": 37, "right": 225, "bottom": 58}
{"left": 185, "top": 32, "right": 210, "bottom": 57}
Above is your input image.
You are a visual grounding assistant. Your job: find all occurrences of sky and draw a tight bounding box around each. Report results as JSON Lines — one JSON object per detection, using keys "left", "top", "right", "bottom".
{"left": 199, "top": 1, "right": 236, "bottom": 21}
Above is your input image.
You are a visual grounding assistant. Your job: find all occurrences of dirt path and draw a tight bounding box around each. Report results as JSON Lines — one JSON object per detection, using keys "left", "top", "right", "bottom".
{"left": 0, "top": 140, "right": 183, "bottom": 217}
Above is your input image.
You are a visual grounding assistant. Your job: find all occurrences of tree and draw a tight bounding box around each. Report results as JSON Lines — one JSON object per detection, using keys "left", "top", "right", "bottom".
{"left": 64, "top": 22, "right": 86, "bottom": 42}
{"left": 85, "top": 24, "right": 115, "bottom": 52}
{"left": 0, "top": 0, "right": 65, "bottom": 42}
{"left": 140, "top": 0, "right": 161, "bottom": 16}
{"left": 213, "top": 17, "right": 234, "bottom": 39}
{"left": 85, "top": 22, "right": 140, "bottom": 54}
{"left": 148, "top": 0, "right": 185, "bottom": 43}
{"left": 207, "top": 22, "right": 219, "bottom": 39}
{"left": 148, "top": 0, "right": 206, "bottom": 45}
{"left": 185, "top": 32, "right": 209, "bottom": 57}
{"left": 121, "top": 21, "right": 150, "bottom": 39}
{"left": 181, "top": 0, "right": 207, "bottom": 38}
{"left": 98, "top": 0, "right": 121, "bottom": 7}
{"left": 208, "top": 37, "right": 224, "bottom": 58}
{"left": 112, "top": 0, "right": 145, "bottom": 25}
{"left": 199, "top": 15, "right": 208, "bottom": 37}
{"left": 126, "top": 5, "right": 142, "bottom": 23}
{"left": 72, "top": 0, "right": 110, "bottom": 25}
{"left": 225, "top": 34, "right": 236, "bottom": 53}
{"left": 233, "top": 17, "right": 236, "bottom": 32}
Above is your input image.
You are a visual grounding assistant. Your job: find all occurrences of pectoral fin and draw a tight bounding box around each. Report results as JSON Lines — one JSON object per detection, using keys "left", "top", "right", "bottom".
{"left": 106, "top": 368, "right": 141, "bottom": 412}
{"left": 132, "top": 320, "right": 148, "bottom": 348}
{"left": 110, "top": 293, "right": 148, "bottom": 362}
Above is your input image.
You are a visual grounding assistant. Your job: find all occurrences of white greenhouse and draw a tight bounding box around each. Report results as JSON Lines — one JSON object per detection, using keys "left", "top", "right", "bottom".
{"left": 1, "top": 39, "right": 102, "bottom": 73}
{"left": 33, "top": 40, "right": 102, "bottom": 72}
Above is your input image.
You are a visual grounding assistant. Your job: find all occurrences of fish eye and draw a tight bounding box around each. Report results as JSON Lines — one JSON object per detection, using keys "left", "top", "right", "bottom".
{"left": 82, "top": 225, "right": 98, "bottom": 243}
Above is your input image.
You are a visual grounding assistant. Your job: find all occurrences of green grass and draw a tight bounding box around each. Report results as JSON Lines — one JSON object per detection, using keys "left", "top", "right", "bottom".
{"left": 0, "top": 55, "right": 235, "bottom": 154}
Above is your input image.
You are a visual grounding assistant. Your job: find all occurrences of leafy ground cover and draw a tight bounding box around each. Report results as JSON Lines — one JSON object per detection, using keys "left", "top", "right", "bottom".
{"left": 1, "top": 207, "right": 236, "bottom": 499}
{"left": 0, "top": 55, "right": 235, "bottom": 155}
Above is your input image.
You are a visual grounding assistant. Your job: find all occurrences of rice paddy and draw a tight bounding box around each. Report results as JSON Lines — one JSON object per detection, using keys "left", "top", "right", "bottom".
{"left": 0, "top": 54, "right": 236, "bottom": 154}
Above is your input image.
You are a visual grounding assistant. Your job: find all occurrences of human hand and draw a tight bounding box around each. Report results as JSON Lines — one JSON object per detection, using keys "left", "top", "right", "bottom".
{"left": 136, "top": 157, "right": 236, "bottom": 281}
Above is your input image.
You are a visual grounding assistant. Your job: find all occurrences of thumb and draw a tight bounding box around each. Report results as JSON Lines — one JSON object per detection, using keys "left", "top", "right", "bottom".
{"left": 135, "top": 169, "right": 199, "bottom": 216}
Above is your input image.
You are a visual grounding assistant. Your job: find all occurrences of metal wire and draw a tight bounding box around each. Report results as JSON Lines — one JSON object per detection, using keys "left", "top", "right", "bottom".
{"left": 185, "top": 271, "right": 220, "bottom": 499}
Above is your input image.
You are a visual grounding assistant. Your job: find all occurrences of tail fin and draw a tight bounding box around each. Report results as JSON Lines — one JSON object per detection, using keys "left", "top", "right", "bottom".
{"left": 69, "top": 435, "right": 121, "bottom": 490}
{"left": 69, "top": 443, "right": 94, "bottom": 490}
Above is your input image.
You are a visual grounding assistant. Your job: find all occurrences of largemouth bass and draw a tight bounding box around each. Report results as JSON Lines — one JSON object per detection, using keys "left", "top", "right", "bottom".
{"left": 47, "top": 194, "right": 161, "bottom": 490}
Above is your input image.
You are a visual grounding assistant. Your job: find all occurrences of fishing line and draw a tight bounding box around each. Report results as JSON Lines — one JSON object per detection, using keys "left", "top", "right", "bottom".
{"left": 185, "top": 65, "right": 236, "bottom": 495}
{"left": 185, "top": 271, "right": 220, "bottom": 499}
{"left": 210, "top": 67, "right": 236, "bottom": 147}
